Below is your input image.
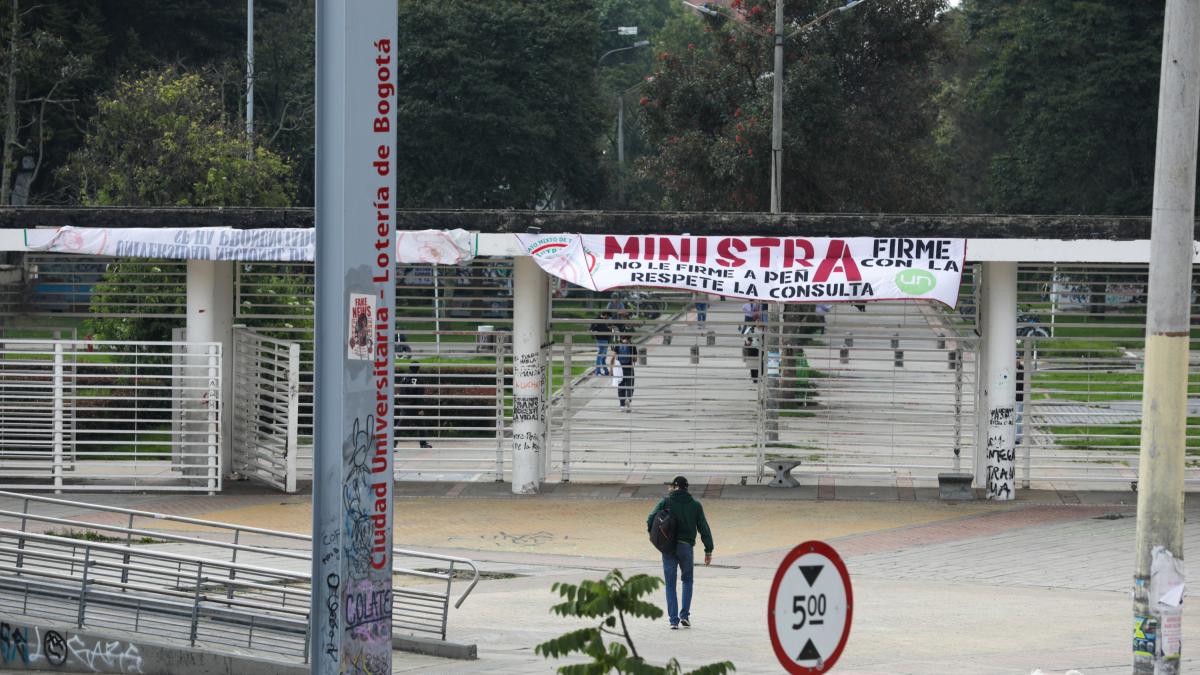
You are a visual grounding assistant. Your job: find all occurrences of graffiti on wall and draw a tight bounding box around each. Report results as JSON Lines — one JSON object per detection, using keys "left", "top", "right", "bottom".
{"left": 0, "top": 622, "right": 142, "bottom": 673}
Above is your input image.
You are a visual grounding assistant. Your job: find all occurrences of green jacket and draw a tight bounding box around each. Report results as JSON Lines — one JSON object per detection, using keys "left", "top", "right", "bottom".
{"left": 647, "top": 490, "right": 714, "bottom": 554}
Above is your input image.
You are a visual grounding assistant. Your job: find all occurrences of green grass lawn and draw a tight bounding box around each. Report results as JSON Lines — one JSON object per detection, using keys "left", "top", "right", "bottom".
{"left": 1049, "top": 417, "right": 1200, "bottom": 453}
{"left": 1034, "top": 371, "right": 1200, "bottom": 403}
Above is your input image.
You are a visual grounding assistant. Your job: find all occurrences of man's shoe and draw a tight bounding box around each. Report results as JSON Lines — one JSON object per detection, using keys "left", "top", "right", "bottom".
{"left": 680, "top": 619, "right": 691, "bottom": 628}
{"left": 419, "top": 441, "right": 432, "bottom": 449}
{"left": 669, "top": 623, "right": 679, "bottom": 630}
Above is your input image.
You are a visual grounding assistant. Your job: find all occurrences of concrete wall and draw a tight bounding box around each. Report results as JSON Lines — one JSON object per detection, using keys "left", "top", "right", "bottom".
{"left": 0, "top": 615, "right": 305, "bottom": 675}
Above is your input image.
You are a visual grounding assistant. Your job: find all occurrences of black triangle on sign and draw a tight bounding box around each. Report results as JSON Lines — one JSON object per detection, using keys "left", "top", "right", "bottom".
{"left": 799, "top": 565, "right": 823, "bottom": 586}
{"left": 797, "top": 639, "right": 822, "bottom": 662}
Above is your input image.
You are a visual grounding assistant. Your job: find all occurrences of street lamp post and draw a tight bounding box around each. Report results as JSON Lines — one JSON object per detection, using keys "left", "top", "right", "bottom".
{"left": 682, "top": 0, "right": 867, "bottom": 214}
{"left": 600, "top": 39, "right": 651, "bottom": 205}
{"left": 682, "top": 0, "right": 868, "bottom": 442}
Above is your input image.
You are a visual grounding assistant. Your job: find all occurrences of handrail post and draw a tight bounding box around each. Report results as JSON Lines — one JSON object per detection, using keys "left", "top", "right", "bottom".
{"left": 77, "top": 545, "right": 92, "bottom": 627}
{"left": 227, "top": 530, "right": 240, "bottom": 600}
{"left": 120, "top": 512, "right": 134, "bottom": 587}
{"left": 440, "top": 561, "right": 455, "bottom": 640}
{"left": 15, "top": 498, "right": 28, "bottom": 573}
{"left": 189, "top": 562, "right": 204, "bottom": 646}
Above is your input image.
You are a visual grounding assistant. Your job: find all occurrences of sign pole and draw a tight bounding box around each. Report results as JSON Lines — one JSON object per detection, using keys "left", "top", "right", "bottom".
{"left": 311, "top": 1, "right": 397, "bottom": 672}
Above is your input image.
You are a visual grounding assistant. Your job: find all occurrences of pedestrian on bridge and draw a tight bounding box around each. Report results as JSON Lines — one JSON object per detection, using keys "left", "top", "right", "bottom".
{"left": 646, "top": 476, "right": 714, "bottom": 629}
{"left": 400, "top": 364, "right": 432, "bottom": 449}
{"left": 591, "top": 311, "right": 612, "bottom": 377}
{"left": 609, "top": 332, "right": 637, "bottom": 411}
{"left": 741, "top": 300, "right": 759, "bottom": 333}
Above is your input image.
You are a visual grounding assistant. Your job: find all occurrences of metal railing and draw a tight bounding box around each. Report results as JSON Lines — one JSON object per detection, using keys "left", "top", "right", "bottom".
{"left": 0, "top": 528, "right": 312, "bottom": 659}
{"left": 546, "top": 295, "right": 979, "bottom": 482}
{"left": 232, "top": 328, "right": 301, "bottom": 492}
{"left": 1016, "top": 263, "right": 1200, "bottom": 486}
{"left": 0, "top": 339, "right": 221, "bottom": 492}
{"left": 0, "top": 490, "right": 479, "bottom": 642}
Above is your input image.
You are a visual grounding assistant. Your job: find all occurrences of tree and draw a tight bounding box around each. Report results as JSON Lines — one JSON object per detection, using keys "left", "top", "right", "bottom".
{"left": 0, "top": 0, "right": 98, "bottom": 205}
{"left": 59, "top": 67, "right": 295, "bottom": 343}
{"left": 395, "top": 0, "right": 607, "bottom": 209}
{"left": 59, "top": 67, "right": 294, "bottom": 206}
{"left": 536, "top": 570, "right": 736, "bottom": 675}
{"left": 638, "top": 0, "right": 951, "bottom": 212}
{"left": 948, "top": 0, "right": 1165, "bottom": 215}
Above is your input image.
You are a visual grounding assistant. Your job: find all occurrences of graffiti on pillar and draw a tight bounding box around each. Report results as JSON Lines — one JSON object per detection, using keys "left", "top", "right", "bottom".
{"left": 512, "top": 397, "right": 540, "bottom": 423}
{"left": 986, "top": 406, "right": 1015, "bottom": 500}
{"left": 342, "top": 415, "right": 375, "bottom": 576}
{"left": 514, "top": 352, "right": 542, "bottom": 379}
{"left": 512, "top": 430, "right": 543, "bottom": 458}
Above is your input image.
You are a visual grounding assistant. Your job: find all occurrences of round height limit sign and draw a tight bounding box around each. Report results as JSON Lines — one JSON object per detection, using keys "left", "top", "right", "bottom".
{"left": 768, "top": 541, "right": 853, "bottom": 673}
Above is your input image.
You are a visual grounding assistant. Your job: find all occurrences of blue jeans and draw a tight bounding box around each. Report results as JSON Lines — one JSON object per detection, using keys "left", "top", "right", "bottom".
{"left": 661, "top": 542, "right": 694, "bottom": 625}
{"left": 695, "top": 303, "right": 707, "bottom": 324}
{"left": 595, "top": 338, "right": 609, "bottom": 375}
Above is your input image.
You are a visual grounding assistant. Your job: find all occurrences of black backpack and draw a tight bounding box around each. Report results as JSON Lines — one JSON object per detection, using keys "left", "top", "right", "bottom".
{"left": 649, "top": 503, "right": 678, "bottom": 554}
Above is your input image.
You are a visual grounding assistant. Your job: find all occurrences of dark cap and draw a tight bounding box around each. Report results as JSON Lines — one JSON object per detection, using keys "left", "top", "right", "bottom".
{"left": 667, "top": 476, "right": 689, "bottom": 490}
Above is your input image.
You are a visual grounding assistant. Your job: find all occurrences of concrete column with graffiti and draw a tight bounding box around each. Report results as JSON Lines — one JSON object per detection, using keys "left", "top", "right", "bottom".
{"left": 980, "top": 261, "right": 1018, "bottom": 500}
{"left": 511, "top": 256, "right": 549, "bottom": 494}
{"left": 310, "top": 1, "right": 397, "bottom": 672}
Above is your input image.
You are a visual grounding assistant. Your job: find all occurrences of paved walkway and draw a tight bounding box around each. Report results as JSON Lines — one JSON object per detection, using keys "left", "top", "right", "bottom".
{"left": 0, "top": 483, "right": 1191, "bottom": 674}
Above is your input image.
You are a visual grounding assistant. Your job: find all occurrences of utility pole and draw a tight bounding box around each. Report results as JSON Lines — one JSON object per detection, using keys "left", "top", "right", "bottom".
{"left": 770, "top": 0, "right": 784, "bottom": 215}
{"left": 1132, "top": 0, "right": 1200, "bottom": 672}
{"left": 617, "top": 92, "right": 625, "bottom": 204}
{"left": 763, "top": 0, "right": 785, "bottom": 442}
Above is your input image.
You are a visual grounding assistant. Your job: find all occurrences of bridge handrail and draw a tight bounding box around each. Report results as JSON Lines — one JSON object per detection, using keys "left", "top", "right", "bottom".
{"left": 0, "top": 490, "right": 479, "bottom": 617}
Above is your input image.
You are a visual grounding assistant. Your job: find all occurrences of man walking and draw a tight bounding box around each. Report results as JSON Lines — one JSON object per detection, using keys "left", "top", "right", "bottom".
{"left": 399, "top": 364, "right": 432, "bottom": 449}
{"left": 646, "top": 476, "right": 714, "bottom": 629}
{"left": 609, "top": 332, "right": 637, "bottom": 411}
{"left": 590, "top": 311, "right": 612, "bottom": 376}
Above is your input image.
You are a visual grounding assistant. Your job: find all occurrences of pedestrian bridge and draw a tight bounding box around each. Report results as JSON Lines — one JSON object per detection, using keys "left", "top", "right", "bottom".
{"left": 0, "top": 211, "right": 1195, "bottom": 494}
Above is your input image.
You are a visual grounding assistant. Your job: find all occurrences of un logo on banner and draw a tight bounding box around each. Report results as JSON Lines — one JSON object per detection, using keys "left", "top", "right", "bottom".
{"left": 895, "top": 268, "right": 936, "bottom": 295}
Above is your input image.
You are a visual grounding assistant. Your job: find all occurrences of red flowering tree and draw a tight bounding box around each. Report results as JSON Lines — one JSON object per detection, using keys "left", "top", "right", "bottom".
{"left": 637, "top": 0, "right": 951, "bottom": 212}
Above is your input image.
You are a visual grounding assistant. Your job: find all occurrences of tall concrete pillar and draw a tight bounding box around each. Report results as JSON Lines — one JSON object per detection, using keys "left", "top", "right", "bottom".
{"left": 186, "top": 259, "right": 233, "bottom": 483}
{"left": 512, "top": 256, "right": 549, "bottom": 494}
{"left": 977, "top": 261, "right": 1018, "bottom": 500}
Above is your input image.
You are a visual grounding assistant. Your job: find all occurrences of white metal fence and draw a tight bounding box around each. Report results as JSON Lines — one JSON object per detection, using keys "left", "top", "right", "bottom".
{"left": 1014, "top": 263, "right": 1200, "bottom": 486}
{"left": 0, "top": 339, "right": 221, "bottom": 492}
{"left": 232, "top": 328, "right": 301, "bottom": 492}
{"left": 5, "top": 255, "right": 1200, "bottom": 488}
{"left": 545, "top": 292, "right": 979, "bottom": 482}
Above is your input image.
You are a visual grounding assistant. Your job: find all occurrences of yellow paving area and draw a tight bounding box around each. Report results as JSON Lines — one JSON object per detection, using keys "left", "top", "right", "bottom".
{"left": 174, "top": 498, "right": 1002, "bottom": 557}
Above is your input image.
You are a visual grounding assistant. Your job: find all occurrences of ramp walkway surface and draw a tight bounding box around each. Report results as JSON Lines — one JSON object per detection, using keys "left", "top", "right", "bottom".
{"left": 0, "top": 483, "right": 1194, "bottom": 673}
{"left": 0, "top": 490, "right": 479, "bottom": 672}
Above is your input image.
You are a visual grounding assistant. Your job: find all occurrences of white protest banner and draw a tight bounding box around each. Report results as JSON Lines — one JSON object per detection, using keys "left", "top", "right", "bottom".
{"left": 395, "top": 228, "right": 475, "bottom": 264}
{"left": 515, "top": 233, "right": 966, "bottom": 307}
{"left": 26, "top": 226, "right": 477, "bottom": 265}
{"left": 26, "top": 226, "right": 315, "bottom": 261}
